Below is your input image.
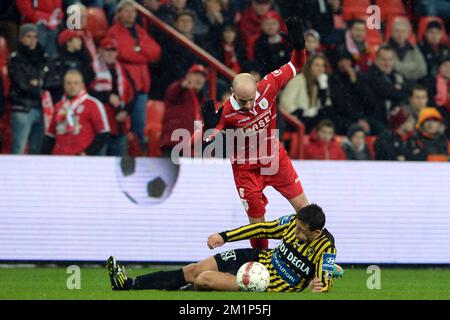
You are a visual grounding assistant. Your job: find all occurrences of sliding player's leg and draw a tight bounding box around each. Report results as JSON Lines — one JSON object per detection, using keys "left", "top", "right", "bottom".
{"left": 106, "top": 255, "right": 219, "bottom": 291}
{"left": 194, "top": 271, "right": 239, "bottom": 291}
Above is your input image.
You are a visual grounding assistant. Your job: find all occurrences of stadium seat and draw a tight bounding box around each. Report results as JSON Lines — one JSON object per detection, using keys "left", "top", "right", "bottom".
{"left": 280, "top": 110, "right": 306, "bottom": 159}
{"left": 376, "top": 0, "right": 406, "bottom": 21}
{"left": 0, "top": 36, "right": 10, "bottom": 97}
{"left": 342, "top": 0, "right": 371, "bottom": 21}
{"left": 427, "top": 154, "right": 448, "bottom": 162}
{"left": 417, "top": 16, "right": 449, "bottom": 44}
{"left": 86, "top": 7, "right": 109, "bottom": 43}
{"left": 127, "top": 132, "right": 142, "bottom": 157}
{"left": 384, "top": 16, "right": 416, "bottom": 45}
{"left": 366, "top": 135, "right": 377, "bottom": 160}
{"left": 0, "top": 99, "right": 12, "bottom": 154}
{"left": 246, "top": 34, "right": 260, "bottom": 61}
{"left": 335, "top": 135, "right": 345, "bottom": 145}
{"left": 366, "top": 27, "right": 383, "bottom": 50}
{"left": 0, "top": 36, "right": 9, "bottom": 67}
{"left": 145, "top": 100, "right": 165, "bottom": 157}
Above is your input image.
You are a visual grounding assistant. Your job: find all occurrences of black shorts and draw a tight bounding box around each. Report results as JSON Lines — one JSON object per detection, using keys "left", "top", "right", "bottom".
{"left": 213, "top": 248, "right": 261, "bottom": 275}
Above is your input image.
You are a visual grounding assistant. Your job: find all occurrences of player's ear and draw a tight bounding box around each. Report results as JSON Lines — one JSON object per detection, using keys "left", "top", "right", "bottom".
{"left": 312, "top": 229, "right": 322, "bottom": 238}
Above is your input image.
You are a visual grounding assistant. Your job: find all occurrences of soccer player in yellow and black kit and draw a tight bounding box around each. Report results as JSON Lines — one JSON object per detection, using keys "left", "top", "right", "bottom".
{"left": 107, "top": 204, "right": 342, "bottom": 293}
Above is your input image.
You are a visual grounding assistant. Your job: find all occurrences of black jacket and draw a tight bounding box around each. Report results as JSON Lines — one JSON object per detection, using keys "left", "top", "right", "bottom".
{"left": 46, "top": 47, "right": 95, "bottom": 102}
{"left": 253, "top": 35, "right": 292, "bottom": 76}
{"left": 277, "top": 0, "right": 334, "bottom": 39}
{"left": 419, "top": 40, "right": 449, "bottom": 78}
{"left": 0, "top": 76, "right": 4, "bottom": 117}
{"left": 408, "top": 131, "right": 448, "bottom": 161}
{"left": 374, "top": 130, "right": 423, "bottom": 161}
{"left": 7, "top": 42, "right": 49, "bottom": 112}
{"left": 330, "top": 71, "right": 368, "bottom": 125}
{"left": 342, "top": 140, "right": 372, "bottom": 160}
{"left": 149, "top": 33, "right": 203, "bottom": 100}
{"left": 358, "top": 65, "right": 409, "bottom": 125}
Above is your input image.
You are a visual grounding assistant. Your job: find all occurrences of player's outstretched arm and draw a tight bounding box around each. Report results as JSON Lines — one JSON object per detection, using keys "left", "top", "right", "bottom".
{"left": 209, "top": 215, "right": 295, "bottom": 246}
{"left": 284, "top": 16, "right": 306, "bottom": 51}
{"left": 262, "top": 17, "right": 307, "bottom": 94}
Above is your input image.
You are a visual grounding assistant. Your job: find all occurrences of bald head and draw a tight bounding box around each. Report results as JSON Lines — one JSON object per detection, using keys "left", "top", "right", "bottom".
{"left": 232, "top": 73, "right": 257, "bottom": 110}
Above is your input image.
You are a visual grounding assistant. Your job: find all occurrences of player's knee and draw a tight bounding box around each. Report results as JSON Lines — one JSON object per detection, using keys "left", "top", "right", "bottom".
{"left": 182, "top": 263, "right": 200, "bottom": 283}
{"left": 193, "top": 271, "right": 214, "bottom": 290}
{"left": 244, "top": 198, "right": 267, "bottom": 219}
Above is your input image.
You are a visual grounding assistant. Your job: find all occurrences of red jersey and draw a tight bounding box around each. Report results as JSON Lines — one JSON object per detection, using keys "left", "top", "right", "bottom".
{"left": 47, "top": 90, "right": 110, "bottom": 155}
{"left": 215, "top": 49, "right": 307, "bottom": 170}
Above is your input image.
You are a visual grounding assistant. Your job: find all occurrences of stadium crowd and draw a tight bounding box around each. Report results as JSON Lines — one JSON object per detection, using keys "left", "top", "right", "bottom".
{"left": 0, "top": 0, "right": 449, "bottom": 161}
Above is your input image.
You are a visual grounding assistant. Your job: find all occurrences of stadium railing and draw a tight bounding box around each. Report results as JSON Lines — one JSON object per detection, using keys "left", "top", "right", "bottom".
{"left": 131, "top": 0, "right": 236, "bottom": 101}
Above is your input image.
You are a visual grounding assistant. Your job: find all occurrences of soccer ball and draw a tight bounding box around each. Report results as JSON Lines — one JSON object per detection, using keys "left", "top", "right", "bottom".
{"left": 236, "top": 261, "right": 270, "bottom": 292}
{"left": 116, "top": 157, "right": 180, "bottom": 205}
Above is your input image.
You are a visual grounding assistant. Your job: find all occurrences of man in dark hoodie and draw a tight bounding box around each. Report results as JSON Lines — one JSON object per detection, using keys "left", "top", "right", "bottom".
{"left": 46, "top": 29, "right": 95, "bottom": 102}
{"left": 342, "top": 124, "right": 372, "bottom": 160}
{"left": 419, "top": 21, "right": 449, "bottom": 78}
{"left": 8, "top": 23, "right": 49, "bottom": 154}
{"left": 374, "top": 106, "right": 418, "bottom": 161}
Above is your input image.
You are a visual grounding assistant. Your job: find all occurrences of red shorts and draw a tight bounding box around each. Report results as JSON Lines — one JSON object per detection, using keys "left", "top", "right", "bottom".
{"left": 232, "top": 155, "right": 304, "bottom": 218}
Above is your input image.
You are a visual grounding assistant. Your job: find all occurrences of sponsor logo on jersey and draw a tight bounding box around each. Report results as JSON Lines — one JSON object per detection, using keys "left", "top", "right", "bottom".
{"left": 271, "top": 242, "right": 314, "bottom": 285}
{"left": 220, "top": 250, "right": 237, "bottom": 261}
{"left": 322, "top": 253, "right": 336, "bottom": 271}
{"left": 278, "top": 215, "right": 293, "bottom": 226}
{"left": 243, "top": 115, "right": 271, "bottom": 134}
{"left": 277, "top": 242, "right": 313, "bottom": 277}
{"left": 271, "top": 251, "right": 300, "bottom": 286}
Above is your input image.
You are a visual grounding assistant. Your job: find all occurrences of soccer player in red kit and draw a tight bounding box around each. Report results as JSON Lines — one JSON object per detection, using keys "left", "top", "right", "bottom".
{"left": 202, "top": 17, "right": 309, "bottom": 249}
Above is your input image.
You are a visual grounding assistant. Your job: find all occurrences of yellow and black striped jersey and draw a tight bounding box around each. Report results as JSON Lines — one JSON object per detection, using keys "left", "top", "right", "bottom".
{"left": 220, "top": 214, "right": 337, "bottom": 293}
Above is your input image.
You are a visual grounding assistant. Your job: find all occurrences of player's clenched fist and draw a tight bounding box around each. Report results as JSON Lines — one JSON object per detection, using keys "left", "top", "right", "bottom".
{"left": 207, "top": 233, "right": 225, "bottom": 249}
{"left": 308, "top": 277, "right": 324, "bottom": 293}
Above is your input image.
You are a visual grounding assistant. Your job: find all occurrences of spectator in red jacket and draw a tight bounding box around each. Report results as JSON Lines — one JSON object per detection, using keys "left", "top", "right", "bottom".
{"left": 161, "top": 64, "right": 207, "bottom": 156}
{"left": 106, "top": 0, "right": 162, "bottom": 154}
{"left": 237, "top": 0, "right": 273, "bottom": 47}
{"left": 434, "top": 56, "right": 450, "bottom": 110}
{"left": 89, "top": 37, "right": 135, "bottom": 156}
{"left": 304, "top": 119, "right": 346, "bottom": 160}
{"left": 16, "top": 0, "right": 64, "bottom": 58}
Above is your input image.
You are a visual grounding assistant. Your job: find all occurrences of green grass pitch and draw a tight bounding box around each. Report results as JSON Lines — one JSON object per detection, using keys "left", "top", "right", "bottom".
{"left": 0, "top": 266, "right": 449, "bottom": 300}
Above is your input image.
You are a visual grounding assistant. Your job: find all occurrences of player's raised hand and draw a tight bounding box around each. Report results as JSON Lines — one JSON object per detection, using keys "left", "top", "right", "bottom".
{"left": 201, "top": 100, "right": 223, "bottom": 130}
{"left": 207, "top": 233, "right": 225, "bottom": 249}
{"left": 284, "top": 17, "right": 305, "bottom": 50}
{"left": 308, "top": 277, "right": 324, "bottom": 293}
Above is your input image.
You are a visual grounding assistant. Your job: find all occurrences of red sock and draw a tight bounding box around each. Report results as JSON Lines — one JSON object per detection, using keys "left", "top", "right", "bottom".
{"left": 250, "top": 238, "right": 268, "bottom": 249}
